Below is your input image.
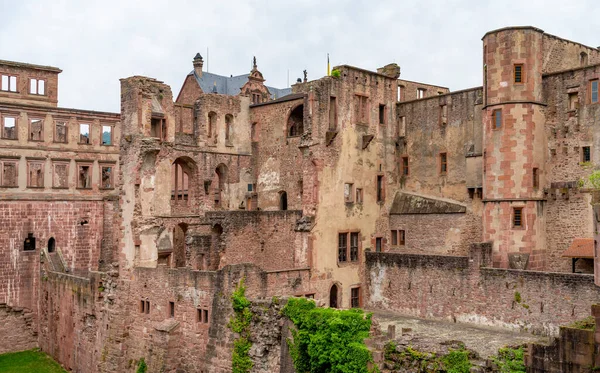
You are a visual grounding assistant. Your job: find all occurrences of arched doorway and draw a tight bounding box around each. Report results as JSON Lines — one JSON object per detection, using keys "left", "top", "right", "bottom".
{"left": 287, "top": 104, "right": 304, "bottom": 137}
{"left": 279, "top": 191, "right": 288, "bottom": 211}
{"left": 329, "top": 284, "right": 339, "bottom": 308}
{"left": 173, "top": 223, "right": 187, "bottom": 268}
{"left": 48, "top": 237, "right": 56, "bottom": 253}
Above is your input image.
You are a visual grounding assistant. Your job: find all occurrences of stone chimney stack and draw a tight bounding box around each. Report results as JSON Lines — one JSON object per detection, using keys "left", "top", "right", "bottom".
{"left": 193, "top": 53, "right": 204, "bottom": 78}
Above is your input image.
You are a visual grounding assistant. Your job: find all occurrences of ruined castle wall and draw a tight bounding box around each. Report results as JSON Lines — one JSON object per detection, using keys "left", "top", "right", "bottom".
{"left": 542, "top": 33, "right": 600, "bottom": 74}
{"left": 0, "top": 304, "right": 37, "bottom": 354}
{"left": 542, "top": 65, "right": 600, "bottom": 272}
{"left": 396, "top": 79, "right": 450, "bottom": 102}
{"left": 365, "top": 251, "right": 600, "bottom": 336}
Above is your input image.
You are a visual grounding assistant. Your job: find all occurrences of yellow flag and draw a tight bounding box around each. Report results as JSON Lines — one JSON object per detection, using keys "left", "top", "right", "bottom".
{"left": 327, "top": 53, "right": 330, "bottom": 76}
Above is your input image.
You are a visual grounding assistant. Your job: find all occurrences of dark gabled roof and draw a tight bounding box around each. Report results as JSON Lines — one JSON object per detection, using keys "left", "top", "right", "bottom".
{"left": 563, "top": 238, "right": 594, "bottom": 258}
{"left": 390, "top": 192, "right": 467, "bottom": 214}
{"left": 189, "top": 71, "right": 291, "bottom": 100}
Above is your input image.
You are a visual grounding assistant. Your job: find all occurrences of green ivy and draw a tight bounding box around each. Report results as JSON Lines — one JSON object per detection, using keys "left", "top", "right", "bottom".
{"left": 283, "top": 297, "right": 378, "bottom": 373}
{"left": 331, "top": 69, "right": 341, "bottom": 78}
{"left": 136, "top": 358, "right": 147, "bottom": 373}
{"left": 442, "top": 349, "right": 471, "bottom": 373}
{"left": 228, "top": 279, "right": 253, "bottom": 373}
{"left": 492, "top": 346, "right": 526, "bottom": 373}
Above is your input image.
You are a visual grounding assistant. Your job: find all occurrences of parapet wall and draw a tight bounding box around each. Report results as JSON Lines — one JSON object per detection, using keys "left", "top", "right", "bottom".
{"left": 365, "top": 245, "right": 600, "bottom": 336}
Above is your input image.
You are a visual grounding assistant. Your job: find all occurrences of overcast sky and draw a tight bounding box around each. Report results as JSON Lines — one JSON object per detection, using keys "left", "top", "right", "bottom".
{"left": 1, "top": 0, "right": 598, "bottom": 112}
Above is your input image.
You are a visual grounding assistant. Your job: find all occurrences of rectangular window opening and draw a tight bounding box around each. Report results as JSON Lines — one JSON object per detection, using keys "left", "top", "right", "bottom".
{"left": 440, "top": 153, "right": 448, "bottom": 174}
{"left": 351, "top": 287, "right": 360, "bottom": 308}
{"left": 583, "top": 146, "right": 591, "bottom": 162}
{"left": 417, "top": 88, "right": 426, "bottom": 99}
{"left": 151, "top": 117, "right": 166, "bottom": 140}
{"left": 399, "top": 230, "right": 405, "bottom": 245}
{"left": 344, "top": 183, "right": 354, "bottom": 203}
{"left": 402, "top": 156, "right": 409, "bottom": 176}
{"left": 591, "top": 80, "right": 599, "bottom": 104}
{"left": 568, "top": 92, "right": 579, "bottom": 110}
{"left": 145, "top": 301, "right": 150, "bottom": 314}
{"left": 440, "top": 104, "right": 447, "bottom": 126}
{"left": 27, "top": 162, "right": 44, "bottom": 188}
{"left": 533, "top": 168, "right": 539, "bottom": 189}
{"left": 2, "top": 116, "right": 17, "bottom": 139}
{"left": 355, "top": 188, "right": 363, "bottom": 204}
{"left": 203, "top": 309, "right": 209, "bottom": 323}
{"left": 350, "top": 232, "right": 359, "bottom": 262}
{"left": 376, "top": 175, "right": 384, "bottom": 202}
{"left": 77, "top": 164, "right": 91, "bottom": 189}
{"left": 101, "top": 166, "right": 113, "bottom": 189}
{"left": 514, "top": 64, "right": 524, "bottom": 83}
{"left": 379, "top": 104, "right": 386, "bottom": 124}
{"left": 79, "top": 123, "right": 90, "bottom": 144}
{"left": 169, "top": 301, "right": 175, "bottom": 318}
{"left": 391, "top": 230, "right": 398, "bottom": 246}
{"left": 1, "top": 160, "right": 18, "bottom": 187}
{"left": 52, "top": 162, "right": 69, "bottom": 188}
{"left": 55, "top": 121, "right": 67, "bottom": 143}
{"left": 375, "top": 237, "right": 382, "bottom": 253}
{"left": 29, "top": 119, "right": 43, "bottom": 141}
{"left": 398, "top": 116, "right": 406, "bottom": 137}
{"left": 329, "top": 96, "right": 337, "bottom": 130}
{"left": 493, "top": 109, "right": 502, "bottom": 130}
{"left": 102, "top": 125, "right": 112, "bottom": 145}
{"left": 1, "top": 75, "right": 17, "bottom": 92}
{"left": 29, "top": 78, "right": 45, "bottom": 95}
{"left": 140, "top": 300, "right": 146, "bottom": 313}
{"left": 355, "top": 95, "right": 369, "bottom": 124}
{"left": 338, "top": 233, "right": 348, "bottom": 262}
{"left": 513, "top": 207, "right": 523, "bottom": 228}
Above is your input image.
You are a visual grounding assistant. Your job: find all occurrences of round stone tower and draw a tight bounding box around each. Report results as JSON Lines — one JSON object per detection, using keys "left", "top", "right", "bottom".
{"left": 481, "top": 27, "right": 547, "bottom": 270}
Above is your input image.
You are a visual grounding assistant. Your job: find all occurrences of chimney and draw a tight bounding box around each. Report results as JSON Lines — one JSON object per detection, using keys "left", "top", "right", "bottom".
{"left": 193, "top": 53, "right": 204, "bottom": 78}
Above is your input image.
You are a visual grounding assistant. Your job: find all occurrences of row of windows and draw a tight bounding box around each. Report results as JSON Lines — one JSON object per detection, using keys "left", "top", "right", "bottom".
{"left": 139, "top": 299, "right": 210, "bottom": 324}
{"left": 0, "top": 115, "right": 114, "bottom": 145}
{"left": 0, "top": 158, "right": 114, "bottom": 189}
{"left": 1, "top": 74, "right": 45, "bottom": 95}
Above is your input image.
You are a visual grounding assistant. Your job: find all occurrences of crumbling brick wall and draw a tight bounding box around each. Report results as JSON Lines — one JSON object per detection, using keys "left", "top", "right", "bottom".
{"left": 0, "top": 304, "right": 37, "bottom": 354}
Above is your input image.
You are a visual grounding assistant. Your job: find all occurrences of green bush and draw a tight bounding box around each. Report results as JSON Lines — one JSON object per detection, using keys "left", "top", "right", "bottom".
{"left": 493, "top": 346, "right": 525, "bottom": 373}
{"left": 228, "top": 279, "right": 253, "bottom": 373}
{"left": 331, "top": 69, "right": 341, "bottom": 78}
{"left": 442, "top": 349, "right": 471, "bottom": 373}
{"left": 283, "top": 297, "right": 378, "bottom": 373}
{"left": 136, "top": 358, "right": 147, "bottom": 373}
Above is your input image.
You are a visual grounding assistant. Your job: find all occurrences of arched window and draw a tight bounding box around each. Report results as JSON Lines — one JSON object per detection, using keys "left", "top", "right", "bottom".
{"left": 581, "top": 52, "right": 589, "bottom": 66}
{"left": 329, "top": 284, "right": 339, "bottom": 308}
{"left": 225, "top": 114, "right": 233, "bottom": 142}
{"left": 208, "top": 112, "right": 217, "bottom": 138}
{"left": 287, "top": 104, "right": 304, "bottom": 137}
{"left": 279, "top": 191, "right": 288, "bottom": 211}
{"left": 171, "top": 157, "right": 196, "bottom": 207}
{"left": 47, "top": 237, "right": 55, "bottom": 253}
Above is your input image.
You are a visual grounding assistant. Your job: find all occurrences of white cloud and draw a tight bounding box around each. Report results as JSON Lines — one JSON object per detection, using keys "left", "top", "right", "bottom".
{"left": 1, "top": 0, "right": 598, "bottom": 112}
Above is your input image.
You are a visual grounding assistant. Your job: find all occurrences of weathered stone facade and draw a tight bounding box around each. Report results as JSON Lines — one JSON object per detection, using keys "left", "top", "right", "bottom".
{"left": 1, "top": 25, "right": 600, "bottom": 372}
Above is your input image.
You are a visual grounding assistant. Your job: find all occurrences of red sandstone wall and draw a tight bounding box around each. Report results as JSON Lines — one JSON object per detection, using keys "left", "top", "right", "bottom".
{"left": 365, "top": 249, "right": 600, "bottom": 336}
{"left": 0, "top": 303, "right": 37, "bottom": 354}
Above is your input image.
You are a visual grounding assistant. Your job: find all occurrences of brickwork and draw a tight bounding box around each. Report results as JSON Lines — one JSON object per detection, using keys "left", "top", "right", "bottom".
{"left": 0, "top": 304, "right": 37, "bottom": 354}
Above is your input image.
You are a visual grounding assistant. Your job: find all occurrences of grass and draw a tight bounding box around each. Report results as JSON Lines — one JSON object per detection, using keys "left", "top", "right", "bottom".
{"left": 0, "top": 349, "right": 66, "bottom": 373}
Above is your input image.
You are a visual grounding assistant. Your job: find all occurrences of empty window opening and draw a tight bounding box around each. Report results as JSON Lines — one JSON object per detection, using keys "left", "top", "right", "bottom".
{"left": 145, "top": 301, "right": 150, "bottom": 314}
{"left": 513, "top": 207, "right": 523, "bottom": 228}
{"left": 379, "top": 104, "right": 386, "bottom": 124}
{"left": 329, "top": 284, "right": 338, "bottom": 308}
{"left": 493, "top": 109, "right": 502, "bottom": 130}
{"left": 440, "top": 104, "right": 447, "bottom": 126}
{"left": 29, "top": 78, "right": 45, "bottom": 95}
{"left": 172, "top": 159, "right": 191, "bottom": 204}
{"left": 391, "top": 230, "right": 397, "bottom": 246}
{"left": 344, "top": 183, "right": 354, "bottom": 203}
{"left": 416, "top": 88, "right": 426, "bottom": 99}
{"left": 23, "top": 233, "right": 36, "bottom": 251}
{"left": 514, "top": 64, "right": 524, "bottom": 83}
{"left": 399, "top": 230, "right": 405, "bottom": 245}
{"left": 351, "top": 287, "right": 360, "bottom": 308}
{"left": 225, "top": 114, "right": 233, "bottom": 142}
{"left": 102, "top": 125, "right": 112, "bottom": 145}
{"left": 101, "top": 166, "right": 113, "bottom": 189}
{"left": 402, "top": 157, "right": 409, "bottom": 176}
{"left": 375, "top": 237, "right": 382, "bottom": 252}
{"left": 1, "top": 160, "right": 18, "bottom": 187}
{"left": 376, "top": 175, "right": 384, "bottom": 202}
{"left": 47, "top": 237, "right": 55, "bottom": 253}
{"left": 203, "top": 309, "right": 209, "bottom": 323}
{"left": 533, "top": 168, "right": 539, "bottom": 189}
{"left": 79, "top": 123, "right": 90, "bottom": 144}
{"left": 150, "top": 116, "right": 166, "bottom": 141}
{"left": 1, "top": 75, "right": 17, "bottom": 92}
{"left": 55, "top": 121, "right": 67, "bottom": 143}
{"left": 338, "top": 233, "right": 348, "bottom": 262}
{"left": 568, "top": 92, "right": 579, "bottom": 110}
{"left": 214, "top": 164, "right": 228, "bottom": 207}
{"left": 2, "top": 116, "right": 16, "bottom": 139}
{"left": 591, "top": 80, "right": 599, "bottom": 104}
{"left": 355, "top": 188, "right": 363, "bottom": 204}
{"left": 207, "top": 112, "right": 217, "bottom": 138}
{"left": 169, "top": 301, "right": 175, "bottom": 318}
{"left": 288, "top": 105, "right": 304, "bottom": 136}
{"left": 355, "top": 95, "right": 369, "bottom": 124}
{"left": 329, "top": 96, "right": 337, "bottom": 130}
{"left": 581, "top": 52, "right": 589, "bottom": 66}
{"left": 77, "top": 164, "right": 91, "bottom": 189}
{"left": 583, "top": 146, "right": 591, "bottom": 162}
{"left": 279, "top": 191, "right": 288, "bottom": 210}
{"left": 173, "top": 223, "right": 187, "bottom": 268}
{"left": 140, "top": 300, "right": 146, "bottom": 313}
{"left": 30, "top": 119, "right": 43, "bottom": 141}
{"left": 397, "top": 85, "right": 404, "bottom": 101}
{"left": 196, "top": 308, "right": 202, "bottom": 322}
{"left": 53, "top": 162, "right": 69, "bottom": 188}
{"left": 391, "top": 230, "right": 406, "bottom": 246}
{"left": 28, "top": 161, "right": 44, "bottom": 188}
{"left": 440, "top": 153, "right": 448, "bottom": 174}
{"left": 350, "top": 232, "right": 359, "bottom": 262}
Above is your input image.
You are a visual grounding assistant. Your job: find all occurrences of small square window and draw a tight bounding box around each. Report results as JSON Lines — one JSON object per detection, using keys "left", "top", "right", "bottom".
{"left": 102, "top": 125, "right": 112, "bottom": 145}
{"left": 2, "top": 116, "right": 17, "bottom": 139}
{"left": 79, "top": 123, "right": 90, "bottom": 144}
{"left": 513, "top": 207, "right": 523, "bottom": 228}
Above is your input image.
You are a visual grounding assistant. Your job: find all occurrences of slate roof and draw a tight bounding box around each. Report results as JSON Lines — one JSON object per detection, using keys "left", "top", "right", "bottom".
{"left": 562, "top": 238, "right": 594, "bottom": 258}
{"left": 189, "top": 71, "right": 291, "bottom": 100}
{"left": 390, "top": 192, "right": 467, "bottom": 214}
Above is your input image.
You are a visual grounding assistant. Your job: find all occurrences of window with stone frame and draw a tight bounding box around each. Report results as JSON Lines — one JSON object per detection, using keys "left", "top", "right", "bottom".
{"left": 375, "top": 237, "right": 382, "bottom": 252}
{"left": 439, "top": 152, "right": 448, "bottom": 174}
{"left": 1, "top": 74, "right": 17, "bottom": 92}
{"left": 401, "top": 156, "right": 409, "bottom": 176}
{"left": 514, "top": 64, "right": 524, "bottom": 83}
{"left": 439, "top": 104, "right": 448, "bottom": 126}
{"left": 568, "top": 92, "right": 579, "bottom": 110}
{"left": 2, "top": 115, "right": 17, "bottom": 139}
{"left": 338, "top": 232, "right": 348, "bottom": 262}
{"left": 29, "top": 118, "right": 43, "bottom": 141}
{"left": 52, "top": 161, "right": 69, "bottom": 189}
{"left": 100, "top": 164, "right": 114, "bottom": 189}
{"left": 351, "top": 287, "right": 361, "bottom": 308}
{"left": 379, "top": 104, "right": 386, "bottom": 125}
{"left": 0, "top": 159, "right": 18, "bottom": 187}
{"left": 533, "top": 168, "right": 539, "bottom": 189}
{"left": 590, "top": 79, "right": 599, "bottom": 104}
{"left": 355, "top": 95, "right": 369, "bottom": 124}
{"left": 77, "top": 162, "right": 92, "bottom": 189}
{"left": 416, "top": 88, "right": 426, "bottom": 99}
{"left": 225, "top": 114, "right": 233, "bottom": 144}
{"left": 582, "top": 146, "right": 592, "bottom": 163}
{"left": 79, "top": 123, "right": 90, "bottom": 144}
{"left": 350, "top": 232, "right": 359, "bottom": 262}
{"left": 344, "top": 183, "right": 354, "bottom": 203}
{"left": 513, "top": 207, "right": 524, "bottom": 228}
{"left": 101, "top": 125, "right": 112, "bottom": 145}
{"left": 54, "top": 120, "right": 67, "bottom": 143}
{"left": 492, "top": 109, "right": 502, "bottom": 130}
{"left": 398, "top": 116, "right": 406, "bottom": 137}
{"left": 376, "top": 174, "right": 384, "bottom": 202}
{"left": 27, "top": 160, "right": 44, "bottom": 188}
{"left": 29, "top": 78, "right": 45, "bottom": 95}
{"left": 151, "top": 116, "right": 166, "bottom": 140}
{"left": 355, "top": 188, "right": 363, "bottom": 204}
{"left": 391, "top": 229, "right": 405, "bottom": 246}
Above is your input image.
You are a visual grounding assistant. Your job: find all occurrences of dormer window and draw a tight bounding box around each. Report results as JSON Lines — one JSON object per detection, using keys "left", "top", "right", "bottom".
{"left": 29, "top": 78, "right": 45, "bottom": 95}
{"left": 1, "top": 75, "right": 17, "bottom": 92}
